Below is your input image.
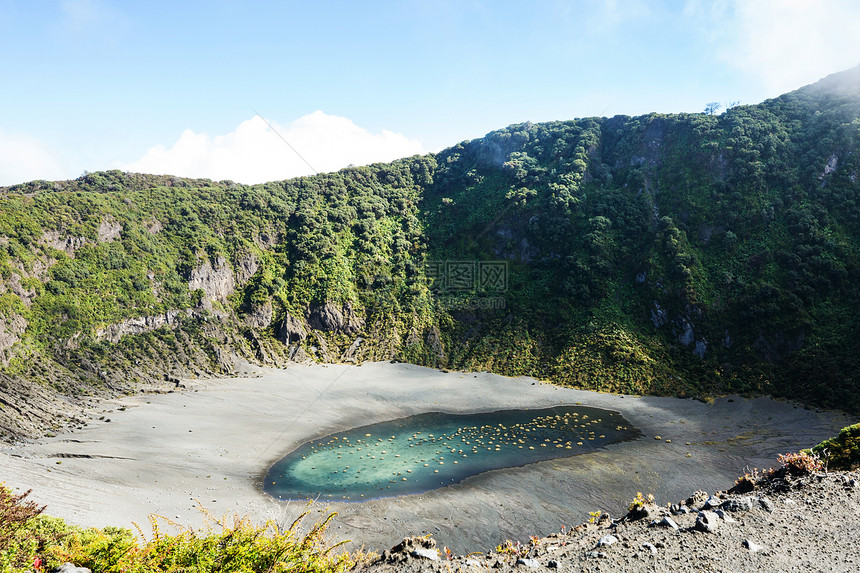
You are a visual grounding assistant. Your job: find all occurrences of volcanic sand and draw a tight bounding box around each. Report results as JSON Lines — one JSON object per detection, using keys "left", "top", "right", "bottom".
{"left": 0, "top": 362, "right": 853, "bottom": 553}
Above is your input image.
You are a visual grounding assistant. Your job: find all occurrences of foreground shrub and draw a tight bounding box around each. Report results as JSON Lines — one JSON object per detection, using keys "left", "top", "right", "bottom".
{"left": 1, "top": 498, "right": 364, "bottom": 573}
{"left": 809, "top": 423, "right": 860, "bottom": 471}
{"left": 0, "top": 484, "right": 47, "bottom": 572}
{"left": 730, "top": 450, "right": 823, "bottom": 493}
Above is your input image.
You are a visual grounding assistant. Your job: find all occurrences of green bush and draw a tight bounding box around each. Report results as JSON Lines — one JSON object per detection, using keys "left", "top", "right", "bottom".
{"left": 809, "top": 423, "right": 860, "bottom": 470}
{"left": 0, "top": 497, "right": 364, "bottom": 573}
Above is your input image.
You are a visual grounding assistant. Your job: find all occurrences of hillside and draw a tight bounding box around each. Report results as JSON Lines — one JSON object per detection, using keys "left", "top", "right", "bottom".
{"left": 1, "top": 67, "right": 860, "bottom": 439}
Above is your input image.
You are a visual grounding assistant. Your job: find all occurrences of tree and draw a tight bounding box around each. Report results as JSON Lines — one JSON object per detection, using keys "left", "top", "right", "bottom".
{"left": 704, "top": 102, "right": 721, "bottom": 115}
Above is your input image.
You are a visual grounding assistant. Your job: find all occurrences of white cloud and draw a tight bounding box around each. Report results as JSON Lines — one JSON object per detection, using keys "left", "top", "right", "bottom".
{"left": 0, "top": 129, "right": 67, "bottom": 186}
{"left": 712, "top": 0, "right": 860, "bottom": 93}
{"left": 122, "top": 112, "right": 426, "bottom": 184}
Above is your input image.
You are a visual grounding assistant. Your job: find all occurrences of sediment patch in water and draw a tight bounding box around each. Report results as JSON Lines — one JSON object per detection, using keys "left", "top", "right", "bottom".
{"left": 264, "top": 405, "right": 641, "bottom": 501}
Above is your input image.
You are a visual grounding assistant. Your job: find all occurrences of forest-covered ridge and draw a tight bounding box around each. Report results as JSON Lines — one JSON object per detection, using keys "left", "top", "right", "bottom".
{"left": 1, "top": 66, "right": 859, "bottom": 439}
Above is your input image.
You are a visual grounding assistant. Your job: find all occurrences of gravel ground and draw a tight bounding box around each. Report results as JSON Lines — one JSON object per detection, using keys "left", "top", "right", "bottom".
{"left": 362, "top": 470, "right": 860, "bottom": 573}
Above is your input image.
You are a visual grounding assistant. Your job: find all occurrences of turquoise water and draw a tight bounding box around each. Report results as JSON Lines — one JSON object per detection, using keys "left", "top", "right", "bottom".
{"left": 264, "top": 406, "right": 641, "bottom": 501}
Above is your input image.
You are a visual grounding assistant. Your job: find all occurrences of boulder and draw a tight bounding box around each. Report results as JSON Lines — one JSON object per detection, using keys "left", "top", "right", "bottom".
{"left": 702, "top": 495, "right": 723, "bottom": 510}
{"left": 411, "top": 548, "right": 439, "bottom": 561}
{"left": 670, "top": 504, "right": 690, "bottom": 515}
{"left": 714, "top": 509, "right": 737, "bottom": 523}
{"left": 380, "top": 536, "right": 438, "bottom": 564}
{"left": 695, "top": 511, "right": 720, "bottom": 533}
{"left": 722, "top": 496, "right": 755, "bottom": 512}
{"left": 642, "top": 542, "right": 658, "bottom": 554}
{"left": 652, "top": 516, "right": 680, "bottom": 531}
{"left": 597, "top": 534, "right": 618, "bottom": 547}
{"left": 743, "top": 539, "right": 766, "bottom": 553}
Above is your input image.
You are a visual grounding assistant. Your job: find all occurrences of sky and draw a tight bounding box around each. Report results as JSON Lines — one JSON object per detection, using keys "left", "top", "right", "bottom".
{"left": 1, "top": 0, "right": 860, "bottom": 187}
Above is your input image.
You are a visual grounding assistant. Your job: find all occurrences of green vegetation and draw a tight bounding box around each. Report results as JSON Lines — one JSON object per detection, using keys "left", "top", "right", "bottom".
{"left": 2, "top": 67, "right": 860, "bottom": 440}
{"left": 810, "top": 423, "right": 860, "bottom": 470}
{"left": 0, "top": 485, "right": 362, "bottom": 573}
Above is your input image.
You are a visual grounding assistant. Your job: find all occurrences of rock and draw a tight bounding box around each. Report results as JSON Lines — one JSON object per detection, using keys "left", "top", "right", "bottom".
{"left": 722, "top": 496, "right": 755, "bottom": 512}
{"left": 686, "top": 490, "right": 708, "bottom": 506}
{"left": 187, "top": 256, "right": 235, "bottom": 301}
{"left": 626, "top": 502, "right": 660, "bottom": 521}
{"left": 677, "top": 316, "right": 695, "bottom": 346}
{"left": 670, "top": 504, "right": 689, "bottom": 515}
{"left": 714, "top": 509, "right": 737, "bottom": 523}
{"left": 695, "top": 511, "right": 720, "bottom": 533}
{"left": 597, "top": 534, "right": 618, "bottom": 547}
{"left": 244, "top": 301, "right": 273, "bottom": 329}
{"left": 650, "top": 302, "right": 667, "bottom": 328}
{"left": 95, "top": 310, "right": 192, "bottom": 344}
{"left": 0, "top": 313, "right": 27, "bottom": 365}
{"left": 277, "top": 313, "right": 307, "bottom": 345}
{"left": 411, "top": 548, "right": 439, "bottom": 561}
{"left": 744, "top": 539, "right": 766, "bottom": 553}
{"left": 234, "top": 252, "right": 259, "bottom": 284}
{"left": 381, "top": 536, "right": 438, "bottom": 564}
{"left": 516, "top": 557, "right": 541, "bottom": 567}
{"left": 41, "top": 229, "right": 87, "bottom": 255}
{"left": 306, "top": 302, "right": 364, "bottom": 334}
{"left": 547, "top": 559, "right": 558, "bottom": 568}
{"left": 340, "top": 337, "right": 363, "bottom": 363}
{"left": 652, "top": 516, "right": 680, "bottom": 531}
{"left": 642, "top": 542, "right": 658, "bottom": 554}
{"left": 51, "top": 564, "right": 92, "bottom": 573}
{"left": 757, "top": 497, "right": 775, "bottom": 513}
{"left": 97, "top": 217, "right": 123, "bottom": 242}
{"left": 585, "top": 551, "right": 607, "bottom": 559}
{"left": 702, "top": 496, "right": 722, "bottom": 509}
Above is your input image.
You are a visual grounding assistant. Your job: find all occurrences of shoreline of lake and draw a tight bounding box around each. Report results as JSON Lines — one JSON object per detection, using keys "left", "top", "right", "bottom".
{"left": 0, "top": 361, "right": 852, "bottom": 553}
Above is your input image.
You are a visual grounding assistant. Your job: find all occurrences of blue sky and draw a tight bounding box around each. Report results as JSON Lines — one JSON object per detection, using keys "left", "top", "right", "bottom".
{"left": 2, "top": 0, "right": 860, "bottom": 186}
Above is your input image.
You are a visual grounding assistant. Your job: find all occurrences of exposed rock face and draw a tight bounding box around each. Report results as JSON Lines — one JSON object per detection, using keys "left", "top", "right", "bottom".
{"left": 187, "top": 256, "right": 235, "bottom": 301}
{"left": 425, "top": 326, "right": 446, "bottom": 363}
{"left": 277, "top": 312, "right": 307, "bottom": 345}
{"left": 341, "top": 337, "right": 363, "bottom": 363}
{"left": 234, "top": 252, "right": 259, "bottom": 284}
{"left": 0, "top": 313, "right": 27, "bottom": 365}
{"left": 95, "top": 310, "right": 192, "bottom": 344}
{"left": 97, "top": 218, "right": 123, "bottom": 242}
{"left": 650, "top": 301, "right": 667, "bottom": 328}
{"left": 145, "top": 219, "right": 163, "bottom": 234}
{"left": 306, "top": 302, "right": 364, "bottom": 334}
{"left": 41, "top": 230, "right": 86, "bottom": 256}
{"left": 244, "top": 301, "right": 273, "bottom": 329}
{"left": 677, "top": 316, "right": 695, "bottom": 346}
{"left": 1, "top": 273, "right": 37, "bottom": 306}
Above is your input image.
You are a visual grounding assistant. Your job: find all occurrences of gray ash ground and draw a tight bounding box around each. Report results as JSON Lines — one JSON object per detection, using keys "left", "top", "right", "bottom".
{"left": 361, "top": 470, "right": 860, "bottom": 572}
